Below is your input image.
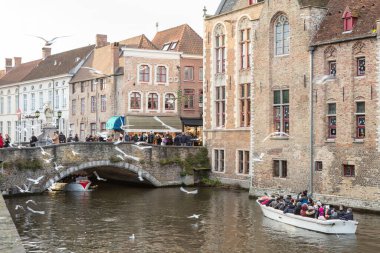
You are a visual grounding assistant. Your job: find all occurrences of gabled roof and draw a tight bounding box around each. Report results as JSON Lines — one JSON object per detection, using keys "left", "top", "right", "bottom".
{"left": 22, "top": 45, "right": 94, "bottom": 81}
{"left": 152, "top": 24, "right": 203, "bottom": 55}
{"left": 119, "top": 34, "right": 157, "bottom": 50}
{"left": 0, "top": 59, "right": 41, "bottom": 86}
{"left": 215, "top": 0, "right": 242, "bottom": 15}
{"left": 312, "top": 0, "right": 379, "bottom": 45}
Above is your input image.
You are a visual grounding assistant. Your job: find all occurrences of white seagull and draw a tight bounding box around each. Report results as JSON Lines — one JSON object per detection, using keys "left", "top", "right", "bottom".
{"left": 129, "top": 234, "right": 135, "bottom": 240}
{"left": 43, "top": 158, "right": 53, "bottom": 164}
{"left": 180, "top": 187, "right": 198, "bottom": 194}
{"left": 116, "top": 154, "right": 125, "bottom": 161}
{"left": 27, "top": 176, "right": 44, "bottom": 185}
{"left": 22, "top": 184, "right": 31, "bottom": 193}
{"left": 132, "top": 144, "right": 152, "bottom": 150}
{"left": 27, "top": 206, "right": 45, "bottom": 215}
{"left": 187, "top": 214, "right": 201, "bottom": 219}
{"left": 39, "top": 146, "right": 51, "bottom": 156}
{"left": 71, "top": 149, "right": 80, "bottom": 156}
{"left": 137, "top": 170, "right": 144, "bottom": 182}
{"left": 31, "top": 35, "right": 69, "bottom": 46}
{"left": 15, "top": 205, "right": 25, "bottom": 211}
{"left": 113, "top": 140, "right": 122, "bottom": 145}
{"left": 93, "top": 171, "right": 107, "bottom": 181}
{"left": 54, "top": 162, "right": 64, "bottom": 171}
{"left": 114, "top": 147, "right": 141, "bottom": 162}
{"left": 252, "top": 153, "right": 265, "bottom": 162}
{"left": 26, "top": 199, "right": 37, "bottom": 206}
{"left": 15, "top": 185, "right": 29, "bottom": 193}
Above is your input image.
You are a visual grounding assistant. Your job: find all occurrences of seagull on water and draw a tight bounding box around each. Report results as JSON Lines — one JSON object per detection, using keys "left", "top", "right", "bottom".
{"left": 27, "top": 206, "right": 45, "bottom": 215}
{"left": 180, "top": 187, "right": 198, "bottom": 194}
{"left": 39, "top": 146, "right": 51, "bottom": 156}
{"left": 129, "top": 234, "right": 135, "bottom": 240}
{"left": 54, "top": 162, "right": 64, "bottom": 171}
{"left": 15, "top": 205, "right": 25, "bottom": 211}
{"left": 93, "top": 171, "right": 107, "bottom": 181}
{"left": 27, "top": 176, "right": 44, "bottom": 185}
{"left": 188, "top": 214, "right": 201, "bottom": 219}
{"left": 26, "top": 199, "right": 37, "bottom": 206}
{"left": 31, "top": 35, "right": 69, "bottom": 46}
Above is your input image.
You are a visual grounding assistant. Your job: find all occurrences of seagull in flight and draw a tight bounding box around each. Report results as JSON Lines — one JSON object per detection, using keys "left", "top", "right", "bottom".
{"left": 43, "top": 157, "right": 53, "bottom": 164}
{"left": 113, "top": 139, "right": 122, "bottom": 145}
{"left": 252, "top": 153, "right": 265, "bottom": 162}
{"left": 116, "top": 154, "right": 125, "bottom": 161}
{"left": 71, "top": 149, "right": 80, "bottom": 156}
{"left": 93, "top": 171, "right": 107, "bottom": 181}
{"left": 180, "top": 187, "right": 198, "bottom": 194}
{"left": 39, "top": 146, "right": 51, "bottom": 156}
{"left": 53, "top": 162, "right": 64, "bottom": 171}
{"left": 15, "top": 205, "right": 25, "bottom": 211}
{"left": 82, "top": 66, "right": 104, "bottom": 75}
{"left": 15, "top": 185, "right": 29, "bottom": 193}
{"left": 137, "top": 170, "right": 144, "bottom": 181}
{"left": 27, "top": 206, "right": 45, "bottom": 215}
{"left": 132, "top": 144, "right": 152, "bottom": 150}
{"left": 31, "top": 35, "right": 69, "bottom": 46}
{"left": 26, "top": 199, "right": 37, "bottom": 206}
{"left": 187, "top": 214, "right": 201, "bottom": 219}
{"left": 27, "top": 176, "right": 44, "bottom": 185}
{"left": 114, "top": 147, "right": 141, "bottom": 162}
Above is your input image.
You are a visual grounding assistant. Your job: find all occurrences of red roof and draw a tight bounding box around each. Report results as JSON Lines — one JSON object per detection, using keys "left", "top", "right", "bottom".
{"left": 0, "top": 59, "right": 41, "bottom": 86}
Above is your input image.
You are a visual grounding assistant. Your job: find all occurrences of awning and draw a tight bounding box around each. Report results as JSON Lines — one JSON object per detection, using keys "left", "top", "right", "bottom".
{"left": 123, "top": 115, "right": 182, "bottom": 132}
{"left": 106, "top": 116, "right": 125, "bottom": 130}
{"left": 181, "top": 118, "right": 203, "bottom": 127}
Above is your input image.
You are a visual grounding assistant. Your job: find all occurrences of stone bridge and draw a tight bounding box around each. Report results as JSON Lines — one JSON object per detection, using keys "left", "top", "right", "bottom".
{"left": 0, "top": 143, "right": 210, "bottom": 194}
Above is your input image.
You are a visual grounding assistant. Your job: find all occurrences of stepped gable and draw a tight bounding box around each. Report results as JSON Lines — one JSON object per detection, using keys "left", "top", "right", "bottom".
{"left": 22, "top": 45, "right": 94, "bottom": 81}
{"left": 312, "top": 0, "right": 380, "bottom": 45}
{"left": 0, "top": 59, "right": 41, "bottom": 86}
{"left": 152, "top": 24, "right": 202, "bottom": 55}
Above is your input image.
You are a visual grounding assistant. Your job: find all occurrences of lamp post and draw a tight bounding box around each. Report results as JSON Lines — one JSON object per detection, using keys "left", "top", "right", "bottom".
{"left": 57, "top": 110, "right": 62, "bottom": 131}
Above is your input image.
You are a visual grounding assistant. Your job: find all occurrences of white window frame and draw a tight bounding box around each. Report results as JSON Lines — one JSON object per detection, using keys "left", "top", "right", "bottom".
{"left": 155, "top": 65, "right": 169, "bottom": 85}
{"left": 128, "top": 91, "right": 143, "bottom": 112}
{"left": 137, "top": 64, "right": 152, "bottom": 84}
{"left": 274, "top": 15, "right": 290, "bottom": 56}
{"left": 213, "top": 148, "right": 225, "bottom": 173}
{"left": 236, "top": 150, "right": 250, "bottom": 175}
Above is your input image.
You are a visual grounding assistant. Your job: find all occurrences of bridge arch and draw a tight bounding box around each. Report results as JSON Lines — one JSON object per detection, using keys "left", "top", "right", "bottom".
{"left": 43, "top": 160, "right": 163, "bottom": 190}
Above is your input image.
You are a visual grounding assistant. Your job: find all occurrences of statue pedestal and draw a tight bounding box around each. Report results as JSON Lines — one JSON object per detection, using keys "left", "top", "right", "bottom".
{"left": 37, "top": 123, "right": 58, "bottom": 146}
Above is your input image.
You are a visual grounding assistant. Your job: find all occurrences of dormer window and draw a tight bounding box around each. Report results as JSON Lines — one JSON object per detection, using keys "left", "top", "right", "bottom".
{"left": 162, "top": 43, "right": 170, "bottom": 51}
{"left": 342, "top": 8, "right": 357, "bottom": 32}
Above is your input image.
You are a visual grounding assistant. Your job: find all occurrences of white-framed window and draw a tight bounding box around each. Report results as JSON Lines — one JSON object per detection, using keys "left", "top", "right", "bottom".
{"left": 31, "top": 93, "right": 35, "bottom": 111}
{"left": 0, "top": 122, "right": 2, "bottom": 133}
{"left": 81, "top": 98, "right": 85, "bottom": 115}
{"left": 15, "top": 94, "right": 19, "bottom": 113}
{"left": 55, "top": 90, "right": 59, "bottom": 109}
{"left": 238, "top": 17, "right": 251, "bottom": 69}
{"left": 23, "top": 94, "right": 27, "bottom": 112}
{"left": 7, "top": 121, "right": 11, "bottom": 136}
{"left": 7, "top": 96, "right": 11, "bottom": 114}
{"left": 139, "top": 64, "right": 150, "bottom": 83}
{"left": 184, "top": 66, "right": 194, "bottom": 81}
{"left": 130, "top": 92, "right": 141, "bottom": 110}
{"left": 215, "top": 85, "right": 226, "bottom": 127}
{"left": 72, "top": 99, "right": 76, "bottom": 116}
{"left": 184, "top": 89, "right": 195, "bottom": 109}
{"left": 91, "top": 96, "right": 96, "bottom": 113}
{"left": 214, "top": 24, "right": 226, "bottom": 74}
{"left": 275, "top": 15, "right": 290, "bottom": 56}
{"left": 156, "top": 66, "right": 167, "bottom": 83}
{"left": 48, "top": 90, "right": 53, "bottom": 104}
{"left": 101, "top": 95, "right": 106, "bottom": 112}
{"left": 273, "top": 89, "right": 289, "bottom": 133}
{"left": 213, "top": 149, "right": 225, "bottom": 172}
{"left": 237, "top": 150, "right": 250, "bottom": 175}
{"left": 147, "top": 93, "right": 158, "bottom": 110}
{"left": 62, "top": 89, "right": 67, "bottom": 108}
{"left": 355, "top": 101, "right": 365, "bottom": 139}
{"left": 0, "top": 97, "right": 4, "bottom": 114}
{"left": 327, "top": 102, "right": 336, "bottom": 139}
{"left": 164, "top": 93, "right": 176, "bottom": 111}
{"left": 39, "top": 92, "right": 43, "bottom": 110}
{"left": 273, "top": 160, "right": 287, "bottom": 178}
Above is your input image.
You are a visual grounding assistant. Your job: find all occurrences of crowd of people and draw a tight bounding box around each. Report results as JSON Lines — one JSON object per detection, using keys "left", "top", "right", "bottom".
{"left": 258, "top": 190, "right": 354, "bottom": 221}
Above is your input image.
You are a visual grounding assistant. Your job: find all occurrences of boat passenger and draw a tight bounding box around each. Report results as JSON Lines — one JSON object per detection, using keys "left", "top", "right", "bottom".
{"left": 337, "top": 205, "right": 346, "bottom": 219}
{"left": 318, "top": 206, "right": 326, "bottom": 220}
{"left": 294, "top": 202, "right": 302, "bottom": 215}
{"left": 300, "top": 203, "right": 308, "bottom": 216}
{"left": 330, "top": 207, "right": 338, "bottom": 219}
{"left": 306, "top": 206, "right": 315, "bottom": 217}
{"left": 339, "top": 208, "right": 354, "bottom": 221}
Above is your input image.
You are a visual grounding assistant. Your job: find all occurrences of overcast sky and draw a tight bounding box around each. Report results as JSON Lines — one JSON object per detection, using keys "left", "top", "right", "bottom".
{"left": 0, "top": 0, "right": 220, "bottom": 69}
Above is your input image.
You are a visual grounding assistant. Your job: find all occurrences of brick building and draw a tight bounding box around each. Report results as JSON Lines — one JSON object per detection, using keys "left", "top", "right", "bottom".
{"left": 206, "top": 0, "right": 380, "bottom": 210}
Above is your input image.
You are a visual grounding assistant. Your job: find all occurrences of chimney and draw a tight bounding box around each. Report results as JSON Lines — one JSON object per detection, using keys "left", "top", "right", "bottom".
{"left": 96, "top": 34, "right": 108, "bottom": 48}
{"left": 14, "top": 57, "right": 22, "bottom": 67}
{"left": 5, "top": 58, "right": 13, "bottom": 73}
{"left": 111, "top": 42, "right": 119, "bottom": 73}
{"left": 42, "top": 47, "right": 51, "bottom": 59}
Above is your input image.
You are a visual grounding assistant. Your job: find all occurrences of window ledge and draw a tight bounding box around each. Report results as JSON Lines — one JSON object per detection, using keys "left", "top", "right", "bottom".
{"left": 354, "top": 76, "right": 365, "bottom": 80}
{"left": 353, "top": 139, "right": 364, "bottom": 143}
{"left": 270, "top": 136, "right": 289, "bottom": 140}
{"left": 274, "top": 54, "right": 289, "bottom": 58}
{"left": 273, "top": 177, "right": 287, "bottom": 180}
{"left": 325, "top": 138, "right": 336, "bottom": 143}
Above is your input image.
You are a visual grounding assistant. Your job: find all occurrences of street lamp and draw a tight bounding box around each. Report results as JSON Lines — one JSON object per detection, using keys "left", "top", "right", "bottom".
{"left": 57, "top": 110, "right": 62, "bottom": 131}
{"left": 35, "top": 110, "right": 40, "bottom": 119}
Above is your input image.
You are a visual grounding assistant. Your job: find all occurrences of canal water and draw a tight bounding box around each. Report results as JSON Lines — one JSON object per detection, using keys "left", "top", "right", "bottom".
{"left": 4, "top": 185, "right": 380, "bottom": 253}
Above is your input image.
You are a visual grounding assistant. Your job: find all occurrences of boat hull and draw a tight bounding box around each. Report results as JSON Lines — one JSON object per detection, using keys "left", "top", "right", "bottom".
{"left": 257, "top": 200, "right": 358, "bottom": 234}
{"left": 64, "top": 180, "right": 92, "bottom": 192}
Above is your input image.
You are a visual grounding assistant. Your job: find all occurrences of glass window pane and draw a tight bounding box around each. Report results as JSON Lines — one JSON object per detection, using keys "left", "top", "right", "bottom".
{"left": 356, "top": 102, "right": 365, "bottom": 113}
{"left": 274, "top": 90, "right": 281, "bottom": 104}
{"left": 282, "top": 90, "right": 289, "bottom": 104}
{"left": 328, "top": 103, "right": 336, "bottom": 114}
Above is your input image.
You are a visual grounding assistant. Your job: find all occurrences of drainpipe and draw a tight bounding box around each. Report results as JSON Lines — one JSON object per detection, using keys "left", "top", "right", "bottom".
{"left": 309, "top": 46, "right": 315, "bottom": 196}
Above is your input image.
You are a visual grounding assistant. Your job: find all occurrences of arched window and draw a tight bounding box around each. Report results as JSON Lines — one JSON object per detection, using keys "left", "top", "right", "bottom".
{"left": 139, "top": 65, "right": 150, "bottom": 82}
{"left": 214, "top": 24, "right": 226, "bottom": 73}
{"left": 130, "top": 92, "right": 141, "bottom": 109}
{"left": 165, "top": 93, "right": 175, "bottom": 110}
{"left": 238, "top": 17, "right": 251, "bottom": 69}
{"left": 275, "top": 15, "right": 290, "bottom": 55}
{"left": 147, "top": 93, "right": 158, "bottom": 110}
{"left": 156, "top": 66, "right": 167, "bottom": 83}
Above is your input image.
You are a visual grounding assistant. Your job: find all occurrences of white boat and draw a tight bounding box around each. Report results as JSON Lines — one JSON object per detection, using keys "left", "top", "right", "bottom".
{"left": 257, "top": 200, "right": 358, "bottom": 234}
{"left": 64, "top": 176, "right": 92, "bottom": 192}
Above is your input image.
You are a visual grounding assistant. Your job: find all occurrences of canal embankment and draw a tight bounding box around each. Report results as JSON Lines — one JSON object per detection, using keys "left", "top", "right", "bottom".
{"left": 0, "top": 194, "right": 25, "bottom": 253}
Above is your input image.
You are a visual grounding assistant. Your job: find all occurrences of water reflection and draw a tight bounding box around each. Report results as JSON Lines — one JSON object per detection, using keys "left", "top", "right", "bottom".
{"left": 4, "top": 186, "right": 380, "bottom": 252}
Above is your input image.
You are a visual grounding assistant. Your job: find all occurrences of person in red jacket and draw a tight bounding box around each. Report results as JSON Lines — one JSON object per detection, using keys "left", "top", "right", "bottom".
{"left": 0, "top": 133, "right": 4, "bottom": 148}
